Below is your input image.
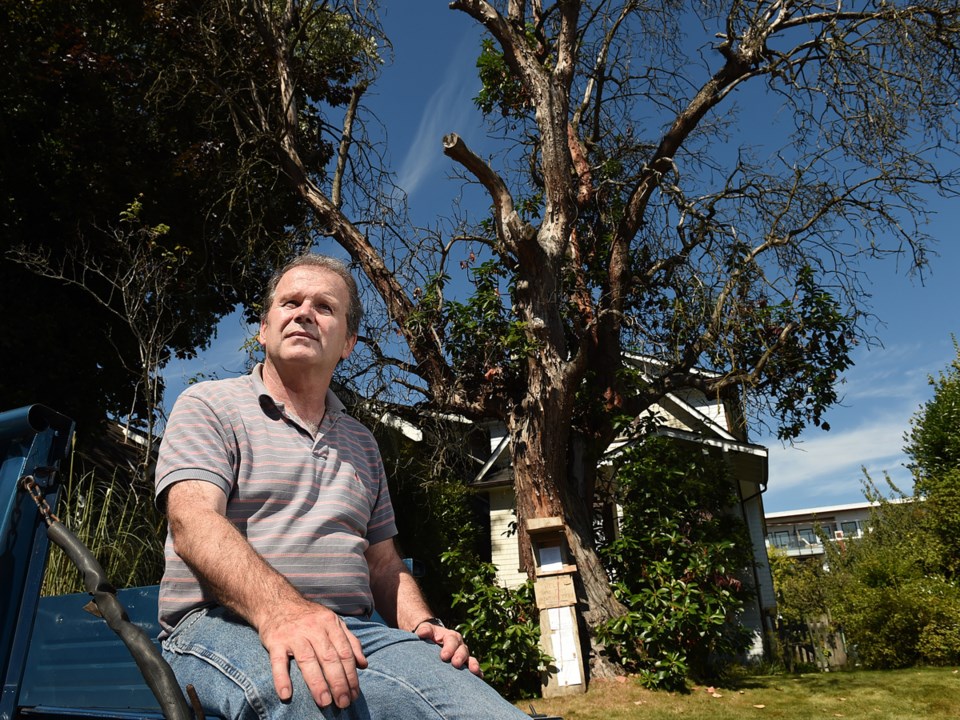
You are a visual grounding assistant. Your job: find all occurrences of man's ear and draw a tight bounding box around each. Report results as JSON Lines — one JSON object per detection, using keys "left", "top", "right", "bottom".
{"left": 341, "top": 334, "right": 358, "bottom": 360}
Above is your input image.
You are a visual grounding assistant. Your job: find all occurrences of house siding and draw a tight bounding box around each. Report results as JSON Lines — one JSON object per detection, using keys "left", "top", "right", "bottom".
{"left": 489, "top": 486, "right": 527, "bottom": 588}
{"left": 741, "top": 481, "right": 777, "bottom": 612}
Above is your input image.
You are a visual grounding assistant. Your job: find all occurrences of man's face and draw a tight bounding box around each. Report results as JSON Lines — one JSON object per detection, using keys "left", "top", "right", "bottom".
{"left": 258, "top": 266, "right": 357, "bottom": 373}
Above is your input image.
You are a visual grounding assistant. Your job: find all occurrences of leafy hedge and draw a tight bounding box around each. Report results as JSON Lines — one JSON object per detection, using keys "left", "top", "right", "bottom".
{"left": 597, "top": 437, "right": 755, "bottom": 690}
{"left": 442, "top": 548, "right": 549, "bottom": 699}
{"left": 821, "top": 487, "right": 960, "bottom": 669}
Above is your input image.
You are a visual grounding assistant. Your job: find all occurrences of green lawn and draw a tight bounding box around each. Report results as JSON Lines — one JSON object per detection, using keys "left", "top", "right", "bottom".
{"left": 515, "top": 667, "right": 960, "bottom": 719}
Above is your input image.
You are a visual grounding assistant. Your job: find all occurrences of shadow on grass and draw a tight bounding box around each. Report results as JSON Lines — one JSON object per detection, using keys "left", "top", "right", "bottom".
{"left": 718, "top": 665, "right": 872, "bottom": 691}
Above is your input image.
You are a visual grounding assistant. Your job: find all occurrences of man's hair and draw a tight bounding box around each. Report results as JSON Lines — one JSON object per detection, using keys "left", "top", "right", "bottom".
{"left": 261, "top": 254, "right": 363, "bottom": 336}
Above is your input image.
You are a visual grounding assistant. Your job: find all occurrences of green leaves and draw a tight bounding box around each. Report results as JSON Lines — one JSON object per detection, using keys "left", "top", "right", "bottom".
{"left": 734, "top": 265, "right": 856, "bottom": 440}
{"left": 474, "top": 37, "right": 531, "bottom": 118}
{"left": 596, "top": 437, "right": 753, "bottom": 690}
{"left": 903, "top": 341, "right": 960, "bottom": 575}
{"left": 441, "top": 548, "right": 549, "bottom": 699}
{"left": 778, "top": 468, "right": 960, "bottom": 671}
{"left": 0, "top": 0, "right": 320, "bottom": 433}
{"left": 443, "top": 260, "right": 535, "bottom": 385}
{"left": 906, "top": 340, "right": 960, "bottom": 563}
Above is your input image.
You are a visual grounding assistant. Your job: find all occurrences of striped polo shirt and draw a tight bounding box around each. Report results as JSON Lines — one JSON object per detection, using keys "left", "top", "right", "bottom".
{"left": 155, "top": 365, "right": 398, "bottom": 636}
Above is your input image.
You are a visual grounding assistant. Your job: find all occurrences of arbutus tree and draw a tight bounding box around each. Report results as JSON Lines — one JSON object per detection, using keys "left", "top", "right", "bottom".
{"left": 197, "top": 0, "right": 960, "bottom": 677}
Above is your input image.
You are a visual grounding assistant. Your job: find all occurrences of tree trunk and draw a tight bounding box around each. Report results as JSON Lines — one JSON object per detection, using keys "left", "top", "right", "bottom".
{"left": 508, "top": 369, "right": 626, "bottom": 680}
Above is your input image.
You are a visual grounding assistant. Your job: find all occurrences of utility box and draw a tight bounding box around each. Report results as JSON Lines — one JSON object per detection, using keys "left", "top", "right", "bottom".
{"left": 527, "top": 517, "right": 586, "bottom": 697}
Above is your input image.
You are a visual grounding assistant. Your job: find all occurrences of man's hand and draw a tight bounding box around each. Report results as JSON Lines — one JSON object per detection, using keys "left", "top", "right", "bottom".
{"left": 414, "top": 621, "right": 483, "bottom": 678}
{"left": 259, "top": 601, "right": 368, "bottom": 709}
{"left": 365, "top": 540, "right": 484, "bottom": 678}
{"left": 165, "top": 480, "right": 366, "bottom": 709}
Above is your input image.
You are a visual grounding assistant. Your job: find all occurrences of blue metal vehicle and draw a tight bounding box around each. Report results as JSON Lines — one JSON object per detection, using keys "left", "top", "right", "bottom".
{"left": 1, "top": 405, "right": 192, "bottom": 720}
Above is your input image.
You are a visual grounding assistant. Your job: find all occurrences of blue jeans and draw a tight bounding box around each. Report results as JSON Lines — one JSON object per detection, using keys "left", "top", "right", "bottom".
{"left": 161, "top": 606, "right": 530, "bottom": 719}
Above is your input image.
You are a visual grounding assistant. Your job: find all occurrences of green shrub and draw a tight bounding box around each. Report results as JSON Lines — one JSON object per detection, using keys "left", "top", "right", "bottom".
{"left": 819, "top": 481, "right": 960, "bottom": 669}
{"left": 596, "top": 437, "right": 754, "bottom": 690}
{"left": 441, "top": 547, "right": 549, "bottom": 699}
{"left": 837, "top": 583, "right": 923, "bottom": 668}
{"left": 906, "top": 340, "right": 960, "bottom": 576}
{"left": 919, "top": 616, "right": 960, "bottom": 666}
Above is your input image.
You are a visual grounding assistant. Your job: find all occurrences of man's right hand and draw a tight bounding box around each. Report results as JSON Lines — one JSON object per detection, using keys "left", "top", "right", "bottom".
{"left": 259, "top": 600, "right": 368, "bottom": 709}
{"left": 165, "top": 480, "right": 368, "bottom": 709}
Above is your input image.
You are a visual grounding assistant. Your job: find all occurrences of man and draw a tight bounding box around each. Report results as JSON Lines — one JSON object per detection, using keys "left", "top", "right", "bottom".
{"left": 156, "top": 254, "right": 529, "bottom": 719}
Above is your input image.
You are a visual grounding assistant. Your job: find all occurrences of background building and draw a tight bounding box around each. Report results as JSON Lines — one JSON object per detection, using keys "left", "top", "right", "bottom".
{"left": 764, "top": 501, "right": 880, "bottom": 558}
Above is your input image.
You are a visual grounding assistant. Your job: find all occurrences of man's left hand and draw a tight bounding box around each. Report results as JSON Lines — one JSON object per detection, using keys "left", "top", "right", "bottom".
{"left": 414, "top": 621, "right": 483, "bottom": 677}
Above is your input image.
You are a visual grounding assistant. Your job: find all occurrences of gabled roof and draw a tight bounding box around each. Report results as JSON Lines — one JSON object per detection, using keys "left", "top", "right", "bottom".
{"left": 621, "top": 353, "right": 745, "bottom": 441}
{"left": 652, "top": 391, "right": 737, "bottom": 441}
{"left": 470, "top": 361, "right": 769, "bottom": 490}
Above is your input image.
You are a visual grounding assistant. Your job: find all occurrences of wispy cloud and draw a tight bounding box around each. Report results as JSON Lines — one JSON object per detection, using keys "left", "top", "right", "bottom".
{"left": 842, "top": 342, "right": 943, "bottom": 401}
{"left": 765, "top": 413, "right": 913, "bottom": 510}
{"left": 761, "top": 340, "right": 944, "bottom": 510}
{"left": 395, "top": 33, "right": 482, "bottom": 200}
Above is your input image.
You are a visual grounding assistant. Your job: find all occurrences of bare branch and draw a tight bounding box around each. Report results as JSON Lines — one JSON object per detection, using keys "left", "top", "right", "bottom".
{"left": 442, "top": 132, "right": 533, "bottom": 255}
{"left": 332, "top": 84, "right": 366, "bottom": 209}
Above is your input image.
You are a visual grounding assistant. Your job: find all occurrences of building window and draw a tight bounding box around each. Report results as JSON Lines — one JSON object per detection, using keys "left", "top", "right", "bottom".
{"left": 841, "top": 520, "right": 859, "bottom": 537}
{"left": 797, "top": 528, "right": 817, "bottom": 547}
{"left": 771, "top": 530, "right": 791, "bottom": 548}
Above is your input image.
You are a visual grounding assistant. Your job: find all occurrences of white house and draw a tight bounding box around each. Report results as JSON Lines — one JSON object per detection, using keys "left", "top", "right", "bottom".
{"left": 468, "top": 357, "right": 778, "bottom": 663}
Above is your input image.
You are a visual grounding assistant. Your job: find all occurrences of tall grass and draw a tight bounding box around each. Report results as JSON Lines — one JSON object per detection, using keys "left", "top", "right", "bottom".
{"left": 42, "top": 462, "right": 166, "bottom": 596}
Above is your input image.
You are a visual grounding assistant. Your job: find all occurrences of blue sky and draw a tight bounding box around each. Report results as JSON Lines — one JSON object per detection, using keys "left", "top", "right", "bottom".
{"left": 163, "top": 6, "right": 958, "bottom": 514}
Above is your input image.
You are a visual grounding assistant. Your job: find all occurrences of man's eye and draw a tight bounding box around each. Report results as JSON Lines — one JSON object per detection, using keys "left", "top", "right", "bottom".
{"left": 315, "top": 304, "right": 333, "bottom": 314}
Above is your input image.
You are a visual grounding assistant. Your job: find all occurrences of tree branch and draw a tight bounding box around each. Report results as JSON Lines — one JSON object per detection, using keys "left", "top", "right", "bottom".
{"left": 442, "top": 132, "right": 533, "bottom": 254}
{"left": 332, "top": 84, "right": 366, "bottom": 209}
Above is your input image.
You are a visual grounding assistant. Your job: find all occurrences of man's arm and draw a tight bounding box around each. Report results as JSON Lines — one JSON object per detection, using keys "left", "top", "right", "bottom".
{"left": 164, "top": 479, "right": 367, "bottom": 709}
{"left": 365, "top": 539, "right": 482, "bottom": 677}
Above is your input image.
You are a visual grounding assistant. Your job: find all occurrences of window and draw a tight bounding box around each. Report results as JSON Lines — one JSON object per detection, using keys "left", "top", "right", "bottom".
{"left": 771, "top": 530, "right": 792, "bottom": 548}
{"left": 841, "top": 520, "right": 859, "bottom": 537}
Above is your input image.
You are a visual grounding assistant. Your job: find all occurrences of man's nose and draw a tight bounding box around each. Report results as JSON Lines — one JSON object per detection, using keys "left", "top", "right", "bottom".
{"left": 294, "top": 301, "right": 314, "bottom": 322}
